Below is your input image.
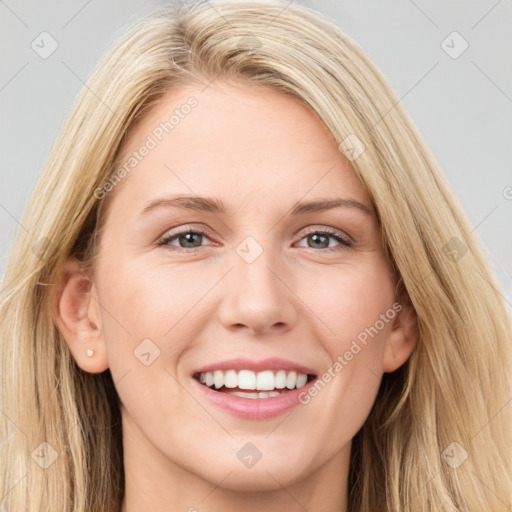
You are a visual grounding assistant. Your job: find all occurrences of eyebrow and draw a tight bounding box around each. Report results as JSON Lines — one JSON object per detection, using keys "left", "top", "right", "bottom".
{"left": 139, "top": 195, "right": 373, "bottom": 217}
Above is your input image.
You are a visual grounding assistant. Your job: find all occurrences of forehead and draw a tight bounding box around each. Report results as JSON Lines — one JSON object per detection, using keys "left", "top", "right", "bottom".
{"left": 105, "top": 80, "right": 372, "bottom": 222}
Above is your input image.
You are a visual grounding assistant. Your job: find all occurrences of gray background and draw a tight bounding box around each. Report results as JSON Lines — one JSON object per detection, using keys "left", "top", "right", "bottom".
{"left": 1, "top": 0, "right": 511, "bottom": 310}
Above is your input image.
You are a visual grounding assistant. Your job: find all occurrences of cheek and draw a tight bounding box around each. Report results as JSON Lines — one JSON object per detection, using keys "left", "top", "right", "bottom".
{"left": 97, "top": 262, "right": 210, "bottom": 375}
{"left": 312, "top": 262, "right": 395, "bottom": 339}
{"left": 99, "top": 255, "right": 202, "bottom": 333}
{"left": 304, "top": 263, "right": 397, "bottom": 407}
{"left": 318, "top": 265, "right": 396, "bottom": 404}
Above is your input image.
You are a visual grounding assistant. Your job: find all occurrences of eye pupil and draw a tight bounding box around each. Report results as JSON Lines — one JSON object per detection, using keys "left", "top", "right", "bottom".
{"left": 309, "top": 233, "right": 329, "bottom": 249}
{"left": 161, "top": 228, "right": 349, "bottom": 253}
{"left": 180, "top": 232, "right": 202, "bottom": 248}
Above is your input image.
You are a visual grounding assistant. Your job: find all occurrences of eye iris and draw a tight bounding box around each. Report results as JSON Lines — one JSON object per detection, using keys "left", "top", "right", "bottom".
{"left": 309, "top": 233, "right": 329, "bottom": 249}
{"left": 165, "top": 230, "right": 344, "bottom": 251}
{"left": 179, "top": 232, "right": 202, "bottom": 248}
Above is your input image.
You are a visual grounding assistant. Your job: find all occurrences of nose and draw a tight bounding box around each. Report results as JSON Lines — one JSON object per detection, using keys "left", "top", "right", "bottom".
{"left": 217, "top": 245, "right": 298, "bottom": 336}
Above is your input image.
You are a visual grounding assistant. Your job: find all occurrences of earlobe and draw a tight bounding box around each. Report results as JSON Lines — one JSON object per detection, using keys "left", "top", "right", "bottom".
{"left": 382, "top": 299, "right": 418, "bottom": 373}
{"left": 53, "top": 258, "right": 109, "bottom": 374}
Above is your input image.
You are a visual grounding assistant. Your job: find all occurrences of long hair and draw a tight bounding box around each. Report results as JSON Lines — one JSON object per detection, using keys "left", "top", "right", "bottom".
{"left": 1, "top": 1, "right": 510, "bottom": 510}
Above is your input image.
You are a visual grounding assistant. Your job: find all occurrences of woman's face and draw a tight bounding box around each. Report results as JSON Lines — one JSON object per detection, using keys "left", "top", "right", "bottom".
{"left": 63, "top": 80, "right": 417, "bottom": 496}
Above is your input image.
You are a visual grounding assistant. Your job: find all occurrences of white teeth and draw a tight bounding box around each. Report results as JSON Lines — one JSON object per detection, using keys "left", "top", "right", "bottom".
{"left": 296, "top": 373, "right": 308, "bottom": 388}
{"left": 256, "top": 370, "right": 275, "bottom": 390}
{"left": 224, "top": 369, "right": 237, "bottom": 388}
{"left": 285, "top": 370, "right": 297, "bottom": 390}
{"left": 223, "top": 389, "right": 286, "bottom": 399}
{"left": 213, "top": 370, "right": 224, "bottom": 389}
{"left": 197, "top": 369, "right": 312, "bottom": 391}
{"left": 225, "top": 390, "right": 259, "bottom": 399}
{"left": 275, "top": 370, "right": 287, "bottom": 389}
{"left": 238, "top": 370, "right": 256, "bottom": 390}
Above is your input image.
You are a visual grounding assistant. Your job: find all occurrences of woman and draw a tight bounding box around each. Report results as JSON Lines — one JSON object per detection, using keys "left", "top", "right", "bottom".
{"left": 1, "top": 1, "right": 510, "bottom": 510}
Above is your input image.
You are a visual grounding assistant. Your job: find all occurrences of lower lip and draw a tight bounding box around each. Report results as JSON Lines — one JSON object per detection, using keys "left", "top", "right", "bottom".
{"left": 192, "top": 377, "right": 317, "bottom": 420}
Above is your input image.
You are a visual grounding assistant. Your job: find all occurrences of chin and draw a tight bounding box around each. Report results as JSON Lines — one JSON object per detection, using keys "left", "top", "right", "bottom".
{"left": 209, "top": 467, "right": 305, "bottom": 492}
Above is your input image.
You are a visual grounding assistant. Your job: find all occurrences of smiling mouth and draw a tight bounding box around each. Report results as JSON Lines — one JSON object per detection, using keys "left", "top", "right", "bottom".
{"left": 193, "top": 369, "right": 317, "bottom": 399}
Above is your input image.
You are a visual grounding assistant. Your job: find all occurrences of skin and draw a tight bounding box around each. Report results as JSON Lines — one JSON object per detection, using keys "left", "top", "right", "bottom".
{"left": 54, "top": 80, "right": 418, "bottom": 512}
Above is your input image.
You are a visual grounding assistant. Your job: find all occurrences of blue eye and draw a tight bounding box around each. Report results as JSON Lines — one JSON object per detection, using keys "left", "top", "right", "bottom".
{"left": 296, "top": 228, "right": 352, "bottom": 251}
{"left": 157, "top": 226, "right": 353, "bottom": 253}
{"left": 158, "top": 230, "right": 208, "bottom": 252}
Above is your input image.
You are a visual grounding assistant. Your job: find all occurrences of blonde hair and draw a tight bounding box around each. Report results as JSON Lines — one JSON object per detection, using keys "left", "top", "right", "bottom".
{"left": 1, "top": 1, "right": 510, "bottom": 510}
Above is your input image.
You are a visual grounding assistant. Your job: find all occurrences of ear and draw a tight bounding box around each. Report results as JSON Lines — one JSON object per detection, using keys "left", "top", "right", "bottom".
{"left": 382, "top": 296, "right": 418, "bottom": 373}
{"left": 53, "top": 257, "right": 109, "bottom": 374}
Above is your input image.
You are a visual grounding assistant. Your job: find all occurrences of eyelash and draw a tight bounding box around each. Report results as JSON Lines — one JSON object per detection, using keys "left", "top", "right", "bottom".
{"left": 156, "top": 225, "right": 353, "bottom": 253}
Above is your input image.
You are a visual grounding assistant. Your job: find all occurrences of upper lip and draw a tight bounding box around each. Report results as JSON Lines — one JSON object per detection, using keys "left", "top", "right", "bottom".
{"left": 192, "top": 357, "right": 317, "bottom": 376}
